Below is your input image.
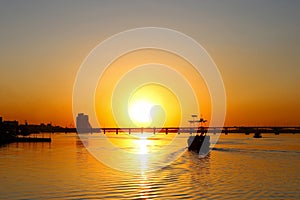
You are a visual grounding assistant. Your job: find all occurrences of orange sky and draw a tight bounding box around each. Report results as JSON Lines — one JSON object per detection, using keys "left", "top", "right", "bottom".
{"left": 0, "top": 1, "right": 299, "bottom": 126}
{"left": 94, "top": 49, "right": 211, "bottom": 127}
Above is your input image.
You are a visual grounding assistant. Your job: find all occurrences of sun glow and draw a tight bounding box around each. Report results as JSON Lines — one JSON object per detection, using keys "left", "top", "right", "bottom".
{"left": 95, "top": 50, "right": 209, "bottom": 128}
{"left": 126, "top": 83, "right": 181, "bottom": 128}
{"left": 129, "top": 100, "right": 153, "bottom": 126}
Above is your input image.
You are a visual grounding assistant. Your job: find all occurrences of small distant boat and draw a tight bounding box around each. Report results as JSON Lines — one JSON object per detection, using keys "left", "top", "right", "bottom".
{"left": 253, "top": 131, "right": 262, "bottom": 138}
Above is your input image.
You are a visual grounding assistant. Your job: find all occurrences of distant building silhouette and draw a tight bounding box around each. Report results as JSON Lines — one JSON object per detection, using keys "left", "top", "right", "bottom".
{"left": 76, "top": 113, "right": 92, "bottom": 133}
{"left": 0, "top": 116, "right": 18, "bottom": 136}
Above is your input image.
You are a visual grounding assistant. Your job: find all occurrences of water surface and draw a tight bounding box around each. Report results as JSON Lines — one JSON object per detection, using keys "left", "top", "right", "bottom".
{"left": 0, "top": 133, "right": 299, "bottom": 199}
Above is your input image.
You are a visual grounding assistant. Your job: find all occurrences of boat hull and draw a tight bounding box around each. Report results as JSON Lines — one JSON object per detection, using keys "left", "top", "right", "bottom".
{"left": 188, "top": 135, "right": 210, "bottom": 155}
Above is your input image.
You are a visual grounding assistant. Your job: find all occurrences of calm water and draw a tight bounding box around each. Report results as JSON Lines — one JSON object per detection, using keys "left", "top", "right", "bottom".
{"left": 0, "top": 133, "right": 299, "bottom": 199}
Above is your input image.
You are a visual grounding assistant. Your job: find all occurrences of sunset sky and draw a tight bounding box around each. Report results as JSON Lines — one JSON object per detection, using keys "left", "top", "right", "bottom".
{"left": 0, "top": 0, "right": 299, "bottom": 126}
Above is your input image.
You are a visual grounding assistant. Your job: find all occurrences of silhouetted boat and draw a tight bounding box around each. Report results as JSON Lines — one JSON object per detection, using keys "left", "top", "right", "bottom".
{"left": 187, "top": 115, "right": 210, "bottom": 156}
{"left": 188, "top": 131, "right": 210, "bottom": 155}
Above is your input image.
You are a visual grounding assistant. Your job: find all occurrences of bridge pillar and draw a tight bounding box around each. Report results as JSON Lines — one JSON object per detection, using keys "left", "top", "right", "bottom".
{"left": 165, "top": 128, "right": 168, "bottom": 135}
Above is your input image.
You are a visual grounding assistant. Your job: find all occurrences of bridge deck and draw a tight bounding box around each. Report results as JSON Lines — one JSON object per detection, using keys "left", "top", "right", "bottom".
{"left": 75, "top": 126, "right": 300, "bottom": 134}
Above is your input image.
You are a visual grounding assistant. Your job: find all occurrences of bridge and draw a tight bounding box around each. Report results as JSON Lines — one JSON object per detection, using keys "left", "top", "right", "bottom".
{"left": 72, "top": 126, "right": 300, "bottom": 136}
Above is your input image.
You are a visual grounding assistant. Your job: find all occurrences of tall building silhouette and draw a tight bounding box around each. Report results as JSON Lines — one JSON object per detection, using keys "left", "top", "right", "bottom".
{"left": 76, "top": 113, "right": 91, "bottom": 133}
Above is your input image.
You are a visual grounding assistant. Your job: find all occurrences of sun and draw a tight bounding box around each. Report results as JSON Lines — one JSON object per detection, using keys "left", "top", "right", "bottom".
{"left": 128, "top": 100, "right": 153, "bottom": 127}
{"left": 126, "top": 83, "right": 181, "bottom": 128}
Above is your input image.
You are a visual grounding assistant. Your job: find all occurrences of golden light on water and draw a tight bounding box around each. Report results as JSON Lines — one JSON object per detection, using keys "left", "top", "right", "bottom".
{"left": 134, "top": 138, "right": 151, "bottom": 154}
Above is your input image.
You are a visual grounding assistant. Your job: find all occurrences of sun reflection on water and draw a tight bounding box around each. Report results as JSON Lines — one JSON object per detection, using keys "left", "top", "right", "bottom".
{"left": 134, "top": 138, "right": 151, "bottom": 154}
{"left": 138, "top": 173, "right": 152, "bottom": 199}
{"left": 134, "top": 137, "right": 151, "bottom": 172}
{"left": 82, "top": 132, "right": 185, "bottom": 173}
